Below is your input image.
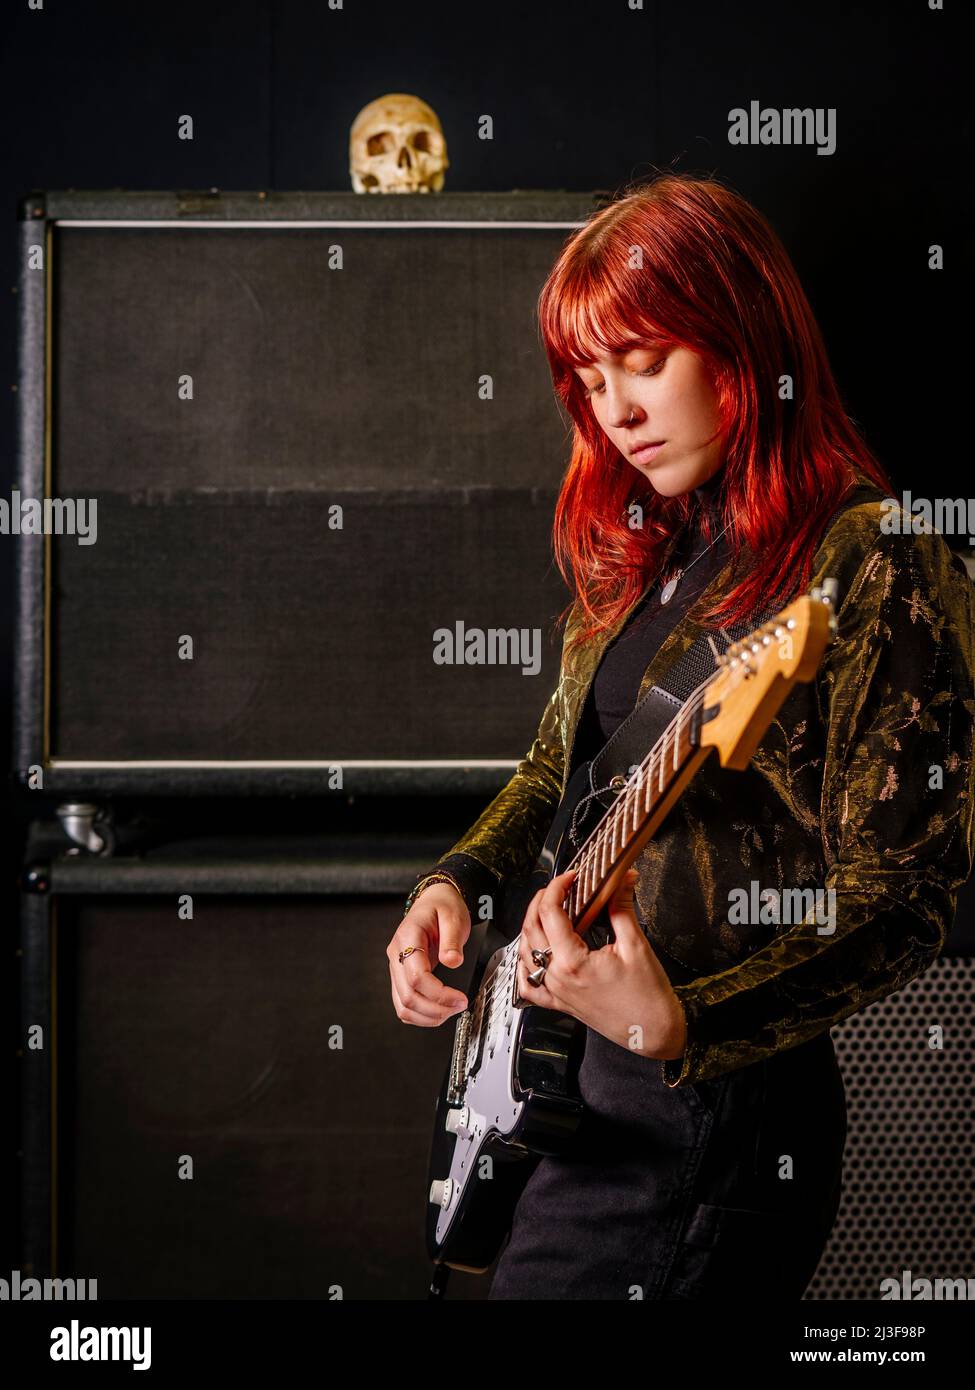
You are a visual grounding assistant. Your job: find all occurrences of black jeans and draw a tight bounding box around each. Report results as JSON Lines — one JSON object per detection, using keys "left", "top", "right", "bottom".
{"left": 488, "top": 1028, "right": 847, "bottom": 1300}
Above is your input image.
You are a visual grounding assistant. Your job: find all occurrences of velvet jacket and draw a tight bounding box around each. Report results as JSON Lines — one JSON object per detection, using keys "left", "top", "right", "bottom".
{"left": 406, "top": 485, "right": 975, "bottom": 1088}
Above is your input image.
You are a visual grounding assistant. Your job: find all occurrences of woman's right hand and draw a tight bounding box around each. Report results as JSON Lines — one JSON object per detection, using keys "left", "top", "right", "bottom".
{"left": 386, "top": 881, "right": 471, "bottom": 1026}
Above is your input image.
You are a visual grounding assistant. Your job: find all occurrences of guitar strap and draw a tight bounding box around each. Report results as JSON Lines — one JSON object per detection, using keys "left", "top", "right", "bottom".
{"left": 585, "top": 586, "right": 789, "bottom": 812}
{"left": 587, "top": 687, "right": 691, "bottom": 812}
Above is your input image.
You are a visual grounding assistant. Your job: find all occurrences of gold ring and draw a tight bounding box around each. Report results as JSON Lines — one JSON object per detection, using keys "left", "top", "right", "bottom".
{"left": 398, "top": 945, "right": 428, "bottom": 964}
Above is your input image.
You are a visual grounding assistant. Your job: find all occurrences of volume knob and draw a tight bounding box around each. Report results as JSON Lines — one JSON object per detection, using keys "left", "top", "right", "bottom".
{"left": 445, "top": 1106, "right": 470, "bottom": 1138}
{"left": 429, "top": 1178, "right": 454, "bottom": 1209}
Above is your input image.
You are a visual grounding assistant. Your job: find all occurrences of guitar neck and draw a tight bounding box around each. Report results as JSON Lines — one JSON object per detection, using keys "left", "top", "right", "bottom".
{"left": 565, "top": 685, "right": 712, "bottom": 937}
{"left": 559, "top": 586, "right": 836, "bottom": 940}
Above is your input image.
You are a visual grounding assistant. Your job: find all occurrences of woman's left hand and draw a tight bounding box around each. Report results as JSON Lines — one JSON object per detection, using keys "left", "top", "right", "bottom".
{"left": 516, "top": 866, "right": 687, "bottom": 1061}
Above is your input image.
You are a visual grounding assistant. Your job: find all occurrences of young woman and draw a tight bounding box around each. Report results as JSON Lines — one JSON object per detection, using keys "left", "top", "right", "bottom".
{"left": 387, "top": 173, "right": 975, "bottom": 1300}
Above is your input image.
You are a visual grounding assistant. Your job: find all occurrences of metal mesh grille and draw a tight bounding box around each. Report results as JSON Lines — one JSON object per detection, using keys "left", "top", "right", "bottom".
{"left": 806, "top": 954, "right": 975, "bottom": 1299}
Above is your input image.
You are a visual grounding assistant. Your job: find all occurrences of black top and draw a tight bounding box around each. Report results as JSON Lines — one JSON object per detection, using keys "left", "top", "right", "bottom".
{"left": 568, "top": 469, "right": 730, "bottom": 777}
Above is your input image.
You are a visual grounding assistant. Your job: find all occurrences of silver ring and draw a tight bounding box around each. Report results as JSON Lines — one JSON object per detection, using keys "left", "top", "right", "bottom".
{"left": 530, "top": 947, "right": 552, "bottom": 967}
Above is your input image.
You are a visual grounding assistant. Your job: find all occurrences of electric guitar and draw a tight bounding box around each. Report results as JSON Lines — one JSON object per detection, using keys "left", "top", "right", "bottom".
{"left": 426, "top": 581, "right": 839, "bottom": 1273}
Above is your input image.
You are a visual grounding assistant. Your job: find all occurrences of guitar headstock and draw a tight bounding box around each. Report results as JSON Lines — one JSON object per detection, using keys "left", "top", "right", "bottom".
{"left": 698, "top": 578, "right": 839, "bottom": 769}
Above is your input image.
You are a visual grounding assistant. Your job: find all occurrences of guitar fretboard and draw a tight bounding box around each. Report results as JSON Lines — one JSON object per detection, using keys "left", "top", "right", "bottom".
{"left": 564, "top": 682, "right": 709, "bottom": 925}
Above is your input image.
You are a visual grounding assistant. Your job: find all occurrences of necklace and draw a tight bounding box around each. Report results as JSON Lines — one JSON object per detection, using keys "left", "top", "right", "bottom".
{"left": 659, "top": 520, "right": 733, "bottom": 604}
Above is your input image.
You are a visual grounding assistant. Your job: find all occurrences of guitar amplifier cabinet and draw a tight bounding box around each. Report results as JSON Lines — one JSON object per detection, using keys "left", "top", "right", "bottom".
{"left": 17, "top": 828, "right": 500, "bottom": 1301}
{"left": 18, "top": 826, "right": 975, "bottom": 1301}
{"left": 13, "top": 189, "right": 598, "bottom": 799}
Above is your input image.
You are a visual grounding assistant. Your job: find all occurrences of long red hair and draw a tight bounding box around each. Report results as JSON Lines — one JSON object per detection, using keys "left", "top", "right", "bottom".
{"left": 537, "top": 172, "right": 892, "bottom": 652}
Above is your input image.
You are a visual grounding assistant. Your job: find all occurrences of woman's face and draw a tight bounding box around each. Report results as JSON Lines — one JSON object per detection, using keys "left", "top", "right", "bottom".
{"left": 573, "top": 344, "right": 727, "bottom": 497}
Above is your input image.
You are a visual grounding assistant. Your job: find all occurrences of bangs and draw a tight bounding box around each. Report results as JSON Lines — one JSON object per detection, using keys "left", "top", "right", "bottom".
{"left": 542, "top": 258, "right": 674, "bottom": 371}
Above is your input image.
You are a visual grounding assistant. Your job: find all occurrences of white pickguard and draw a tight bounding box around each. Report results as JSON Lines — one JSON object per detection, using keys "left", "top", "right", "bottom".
{"left": 432, "top": 936, "right": 529, "bottom": 1245}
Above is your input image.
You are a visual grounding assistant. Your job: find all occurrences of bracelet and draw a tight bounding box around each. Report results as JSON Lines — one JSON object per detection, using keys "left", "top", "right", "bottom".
{"left": 403, "top": 871, "right": 460, "bottom": 916}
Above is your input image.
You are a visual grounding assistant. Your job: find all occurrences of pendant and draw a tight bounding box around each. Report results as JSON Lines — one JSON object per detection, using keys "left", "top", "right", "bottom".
{"left": 660, "top": 571, "right": 682, "bottom": 604}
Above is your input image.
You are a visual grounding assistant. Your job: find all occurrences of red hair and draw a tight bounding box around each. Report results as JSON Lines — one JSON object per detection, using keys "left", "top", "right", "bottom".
{"left": 537, "top": 172, "right": 893, "bottom": 652}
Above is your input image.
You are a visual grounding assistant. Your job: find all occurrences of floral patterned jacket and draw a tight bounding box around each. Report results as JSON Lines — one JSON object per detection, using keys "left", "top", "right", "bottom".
{"left": 406, "top": 486, "right": 975, "bottom": 1087}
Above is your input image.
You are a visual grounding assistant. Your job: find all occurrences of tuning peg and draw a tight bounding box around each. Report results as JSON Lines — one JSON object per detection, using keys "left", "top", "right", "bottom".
{"left": 819, "top": 576, "right": 840, "bottom": 633}
{"left": 811, "top": 577, "right": 839, "bottom": 604}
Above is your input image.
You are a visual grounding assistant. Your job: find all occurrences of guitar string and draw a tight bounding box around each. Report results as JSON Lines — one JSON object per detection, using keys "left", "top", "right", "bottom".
{"left": 474, "top": 676, "right": 716, "bottom": 1027}
{"left": 566, "top": 611, "right": 797, "bottom": 917}
{"left": 475, "top": 608, "right": 805, "bottom": 1038}
{"left": 561, "top": 669, "right": 719, "bottom": 915}
{"left": 474, "top": 668, "right": 725, "bottom": 1026}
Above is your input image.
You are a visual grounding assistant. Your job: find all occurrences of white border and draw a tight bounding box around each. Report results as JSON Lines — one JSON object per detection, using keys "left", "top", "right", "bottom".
{"left": 49, "top": 758, "right": 519, "bottom": 769}
{"left": 53, "top": 219, "right": 587, "bottom": 230}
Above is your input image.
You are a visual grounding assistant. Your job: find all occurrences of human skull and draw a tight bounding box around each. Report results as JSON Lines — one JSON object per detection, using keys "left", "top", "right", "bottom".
{"left": 349, "top": 93, "right": 449, "bottom": 194}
